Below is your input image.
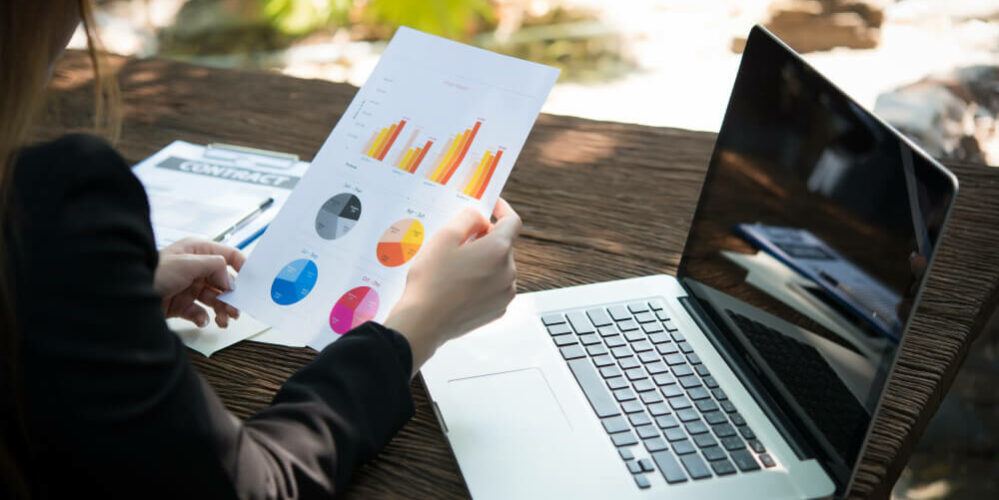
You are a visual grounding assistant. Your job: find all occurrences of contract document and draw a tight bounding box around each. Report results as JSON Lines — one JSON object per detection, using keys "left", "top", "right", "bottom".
{"left": 222, "top": 27, "right": 559, "bottom": 350}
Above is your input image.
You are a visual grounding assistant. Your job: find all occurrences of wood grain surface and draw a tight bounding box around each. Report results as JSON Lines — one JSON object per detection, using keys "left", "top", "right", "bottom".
{"left": 30, "top": 51, "right": 999, "bottom": 499}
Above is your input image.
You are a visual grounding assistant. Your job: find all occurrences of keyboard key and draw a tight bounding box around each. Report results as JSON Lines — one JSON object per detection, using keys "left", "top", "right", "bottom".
{"left": 678, "top": 375, "right": 702, "bottom": 389}
{"left": 687, "top": 387, "right": 710, "bottom": 401}
{"left": 704, "top": 411, "right": 727, "bottom": 425}
{"left": 619, "top": 357, "right": 640, "bottom": 370}
{"left": 614, "top": 388, "right": 637, "bottom": 402}
{"left": 721, "top": 436, "right": 745, "bottom": 451}
{"left": 633, "top": 379, "right": 655, "bottom": 392}
{"left": 578, "top": 334, "right": 602, "bottom": 346}
{"left": 619, "top": 448, "right": 635, "bottom": 460}
{"left": 648, "top": 333, "right": 671, "bottom": 344}
{"left": 608, "top": 305, "right": 631, "bottom": 321}
{"left": 566, "top": 311, "right": 596, "bottom": 334}
{"left": 597, "top": 325, "right": 619, "bottom": 337}
{"left": 748, "top": 439, "right": 765, "bottom": 453}
{"left": 677, "top": 342, "right": 694, "bottom": 354}
{"left": 541, "top": 314, "right": 565, "bottom": 326}
{"left": 668, "top": 396, "right": 692, "bottom": 410}
{"left": 592, "top": 354, "right": 615, "bottom": 367}
{"left": 721, "top": 401, "right": 737, "bottom": 413}
{"left": 731, "top": 413, "right": 746, "bottom": 426}
{"left": 634, "top": 474, "right": 651, "bottom": 489}
{"left": 657, "top": 342, "right": 679, "bottom": 355}
{"left": 547, "top": 323, "right": 572, "bottom": 336}
{"left": 617, "top": 319, "right": 639, "bottom": 331}
{"left": 627, "top": 460, "right": 642, "bottom": 474}
{"left": 664, "top": 353, "right": 686, "bottom": 365}
{"left": 676, "top": 408, "right": 700, "bottom": 422}
{"left": 560, "top": 345, "right": 586, "bottom": 360}
{"left": 648, "top": 402, "right": 670, "bottom": 416}
{"left": 605, "top": 335, "right": 626, "bottom": 348}
{"left": 641, "top": 322, "right": 665, "bottom": 334}
{"left": 634, "top": 311, "right": 657, "bottom": 323}
{"left": 648, "top": 299, "right": 665, "bottom": 311}
{"left": 680, "top": 453, "right": 712, "bottom": 479}
{"left": 673, "top": 439, "right": 696, "bottom": 455}
{"left": 685, "top": 420, "right": 709, "bottom": 435}
{"left": 672, "top": 364, "right": 694, "bottom": 377}
{"left": 661, "top": 384, "right": 684, "bottom": 398}
{"left": 600, "top": 365, "right": 622, "bottom": 378}
{"left": 629, "top": 412, "right": 652, "bottom": 426}
{"left": 553, "top": 335, "right": 578, "bottom": 347}
{"left": 711, "top": 458, "right": 737, "bottom": 476}
{"left": 669, "top": 329, "right": 685, "bottom": 341}
{"left": 664, "top": 427, "right": 686, "bottom": 441}
{"left": 713, "top": 423, "right": 736, "bottom": 438}
{"left": 695, "top": 364, "right": 710, "bottom": 376}
{"left": 636, "top": 425, "right": 660, "bottom": 439}
{"left": 730, "top": 449, "right": 760, "bottom": 471}
{"left": 760, "top": 453, "right": 776, "bottom": 468}
{"left": 646, "top": 362, "right": 669, "bottom": 375}
{"left": 656, "top": 414, "right": 679, "bottom": 429}
{"left": 695, "top": 399, "right": 719, "bottom": 412}
{"left": 740, "top": 427, "right": 756, "bottom": 439}
{"left": 703, "top": 376, "right": 719, "bottom": 388}
{"left": 628, "top": 302, "right": 650, "bottom": 313}
{"left": 602, "top": 416, "right": 630, "bottom": 434}
{"left": 693, "top": 433, "right": 717, "bottom": 449}
{"left": 623, "top": 329, "right": 645, "bottom": 342}
{"left": 640, "top": 391, "right": 663, "bottom": 404}
{"left": 639, "top": 458, "right": 655, "bottom": 472}
{"left": 651, "top": 450, "right": 688, "bottom": 484}
{"left": 611, "top": 346, "right": 633, "bottom": 359}
{"left": 622, "top": 400, "right": 644, "bottom": 413}
{"left": 687, "top": 353, "right": 702, "bottom": 365}
{"left": 567, "top": 358, "right": 621, "bottom": 418}
{"left": 638, "top": 351, "right": 660, "bottom": 364}
{"left": 702, "top": 446, "right": 726, "bottom": 462}
{"left": 607, "top": 377, "right": 630, "bottom": 391}
{"left": 653, "top": 373, "right": 676, "bottom": 386}
{"left": 655, "top": 308, "right": 669, "bottom": 320}
{"left": 712, "top": 388, "right": 728, "bottom": 401}
{"left": 586, "top": 344, "right": 609, "bottom": 356}
{"left": 612, "top": 431, "right": 639, "bottom": 447}
{"left": 631, "top": 340, "right": 653, "bottom": 352}
{"left": 586, "top": 308, "right": 613, "bottom": 327}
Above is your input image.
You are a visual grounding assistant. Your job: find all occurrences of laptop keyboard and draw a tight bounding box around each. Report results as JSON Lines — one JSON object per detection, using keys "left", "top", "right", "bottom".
{"left": 542, "top": 299, "right": 776, "bottom": 490}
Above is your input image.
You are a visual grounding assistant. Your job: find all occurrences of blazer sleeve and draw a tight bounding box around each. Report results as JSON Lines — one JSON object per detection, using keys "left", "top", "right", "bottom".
{"left": 13, "top": 135, "right": 415, "bottom": 499}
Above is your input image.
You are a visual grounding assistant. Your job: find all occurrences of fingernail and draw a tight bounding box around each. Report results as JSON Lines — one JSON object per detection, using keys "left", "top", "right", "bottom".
{"left": 227, "top": 276, "right": 236, "bottom": 291}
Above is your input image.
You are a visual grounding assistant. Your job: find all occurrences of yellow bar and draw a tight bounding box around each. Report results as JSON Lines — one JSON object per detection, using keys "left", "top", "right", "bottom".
{"left": 366, "top": 128, "right": 389, "bottom": 157}
{"left": 373, "top": 123, "right": 398, "bottom": 159}
{"left": 363, "top": 130, "right": 379, "bottom": 156}
{"left": 430, "top": 137, "right": 454, "bottom": 172}
{"left": 430, "top": 132, "right": 464, "bottom": 182}
{"left": 398, "top": 149, "right": 416, "bottom": 171}
{"left": 443, "top": 129, "right": 472, "bottom": 175}
{"left": 465, "top": 152, "right": 493, "bottom": 195}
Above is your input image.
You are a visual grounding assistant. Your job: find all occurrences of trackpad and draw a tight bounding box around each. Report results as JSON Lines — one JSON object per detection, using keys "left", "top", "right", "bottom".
{"left": 445, "top": 368, "right": 569, "bottom": 439}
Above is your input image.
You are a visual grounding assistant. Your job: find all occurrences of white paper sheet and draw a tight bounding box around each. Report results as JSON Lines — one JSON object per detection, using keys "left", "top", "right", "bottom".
{"left": 169, "top": 310, "right": 271, "bottom": 357}
{"left": 221, "top": 27, "right": 559, "bottom": 351}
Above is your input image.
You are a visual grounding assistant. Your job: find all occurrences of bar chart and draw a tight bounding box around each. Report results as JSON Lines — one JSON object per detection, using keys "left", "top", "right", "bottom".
{"left": 460, "top": 148, "right": 505, "bottom": 200}
{"left": 363, "top": 119, "right": 407, "bottom": 161}
{"left": 392, "top": 128, "right": 434, "bottom": 174}
{"left": 427, "top": 120, "right": 482, "bottom": 185}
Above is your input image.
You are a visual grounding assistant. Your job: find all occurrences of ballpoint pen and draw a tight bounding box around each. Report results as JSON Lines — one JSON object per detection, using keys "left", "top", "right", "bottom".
{"left": 214, "top": 197, "right": 274, "bottom": 243}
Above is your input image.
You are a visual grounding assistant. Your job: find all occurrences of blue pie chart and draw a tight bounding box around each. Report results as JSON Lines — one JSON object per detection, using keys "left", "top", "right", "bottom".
{"left": 270, "top": 258, "right": 319, "bottom": 305}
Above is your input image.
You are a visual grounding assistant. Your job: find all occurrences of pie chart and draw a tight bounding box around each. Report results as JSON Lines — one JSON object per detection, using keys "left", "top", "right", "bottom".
{"left": 329, "top": 286, "right": 380, "bottom": 334}
{"left": 315, "top": 193, "right": 362, "bottom": 240}
{"left": 270, "top": 258, "right": 319, "bottom": 305}
{"left": 376, "top": 218, "right": 424, "bottom": 267}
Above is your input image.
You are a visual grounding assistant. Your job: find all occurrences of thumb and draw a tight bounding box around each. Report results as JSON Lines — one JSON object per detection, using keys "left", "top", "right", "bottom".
{"left": 438, "top": 208, "right": 490, "bottom": 247}
{"left": 183, "top": 254, "right": 233, "bottom": 292}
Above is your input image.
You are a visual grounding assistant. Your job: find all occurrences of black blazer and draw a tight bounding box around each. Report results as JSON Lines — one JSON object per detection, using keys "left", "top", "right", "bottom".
{"left": 3, "top": 135, "right": 415, "bottom": 498}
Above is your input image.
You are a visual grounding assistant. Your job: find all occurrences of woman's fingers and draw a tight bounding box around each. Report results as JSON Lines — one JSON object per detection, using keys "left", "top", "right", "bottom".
{"left": 197, "top": 286, "right": 239, "bottom": 327}
{"left": 438, "top": 208, "right": 491, "bottom": 247}
{"left": 179, "top": 302, "right": 210, "bottom": 328}
{"left": 489, "top": 198, "right": 522, "bottom": 242}
{"left": 165, "top": 237, "right": 247, "bottom": 270}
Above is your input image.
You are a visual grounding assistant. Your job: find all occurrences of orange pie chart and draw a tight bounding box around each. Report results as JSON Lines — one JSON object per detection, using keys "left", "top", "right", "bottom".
{"left": 376, "top": 218, "right": 424, "bottom": 267}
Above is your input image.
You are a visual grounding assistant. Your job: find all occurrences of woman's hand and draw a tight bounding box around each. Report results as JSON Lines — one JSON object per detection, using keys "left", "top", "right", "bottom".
{"left": 154, "top": 238, "right": 246, "bottom": 328}
{"left": 384, "top": 198, "right": 522, "bottom": 376}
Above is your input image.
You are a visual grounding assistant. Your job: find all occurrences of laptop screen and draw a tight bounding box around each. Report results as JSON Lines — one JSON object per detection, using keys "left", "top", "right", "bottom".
{"left": 676, "top": 26, "right": 956, "bottom": 489}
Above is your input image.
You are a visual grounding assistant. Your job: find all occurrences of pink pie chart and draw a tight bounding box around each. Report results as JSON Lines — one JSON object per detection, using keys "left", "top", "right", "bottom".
{"left": 329, "top": 286, "right": 380, "bottom": 334}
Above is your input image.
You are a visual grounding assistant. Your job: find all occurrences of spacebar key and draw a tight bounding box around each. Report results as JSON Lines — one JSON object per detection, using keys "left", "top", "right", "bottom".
{"left": 567, "top": 359, "right": 621, "bottom": 417}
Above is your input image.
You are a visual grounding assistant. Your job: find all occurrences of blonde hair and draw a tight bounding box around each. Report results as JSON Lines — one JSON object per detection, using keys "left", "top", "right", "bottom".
{"left": 1, "top": 1, "right": 120, "bottom": 496}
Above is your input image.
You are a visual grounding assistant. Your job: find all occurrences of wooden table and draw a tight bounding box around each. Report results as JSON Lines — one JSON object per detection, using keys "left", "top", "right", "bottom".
{"left": 32, "top": 51, "right": 999, "bottom": 499}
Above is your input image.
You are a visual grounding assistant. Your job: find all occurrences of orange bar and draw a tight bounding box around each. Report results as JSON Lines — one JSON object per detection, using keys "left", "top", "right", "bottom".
{"left": 363, "top": 130, "right": 380, "bottom": 156}
{"left": 366, "top": 128, "right": 389, "bottom": 157}
{"left": 474, "top": 149, "right": 503, "bottom": 199}
{"left": 410, "top": 140, "right": 433, "bottom": 173}
{"left": 376, "top": 120, "right": 406, "bottom": 160}
{"left": 442, "top": 121, "right": 481, "bottom": 185}
{"left": 398, "top": 149, "right": 416, "bottom": 171}
{"left": 431, "top": 132, "right": 464, "bottom": 182}
{"left": 464, "top": 151, "right": 493, "bottom": 195}
{"left": 372, "top": 124, "right": 395, "bottom": 158}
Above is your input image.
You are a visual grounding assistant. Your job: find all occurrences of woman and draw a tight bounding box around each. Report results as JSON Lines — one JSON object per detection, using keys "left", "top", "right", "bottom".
{"left": 1, "top": 2, "right": 520, "bottom": 498}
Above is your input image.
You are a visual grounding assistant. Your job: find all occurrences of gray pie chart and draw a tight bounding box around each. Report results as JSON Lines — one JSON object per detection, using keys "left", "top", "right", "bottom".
{"left": 315, "top": 193, "right": 362, "bottom": 240}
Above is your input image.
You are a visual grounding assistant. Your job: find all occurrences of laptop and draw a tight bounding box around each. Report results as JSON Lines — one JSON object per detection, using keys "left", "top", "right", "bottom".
{"left": 421, "top": 25, "right": 958, "bottom": 499}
